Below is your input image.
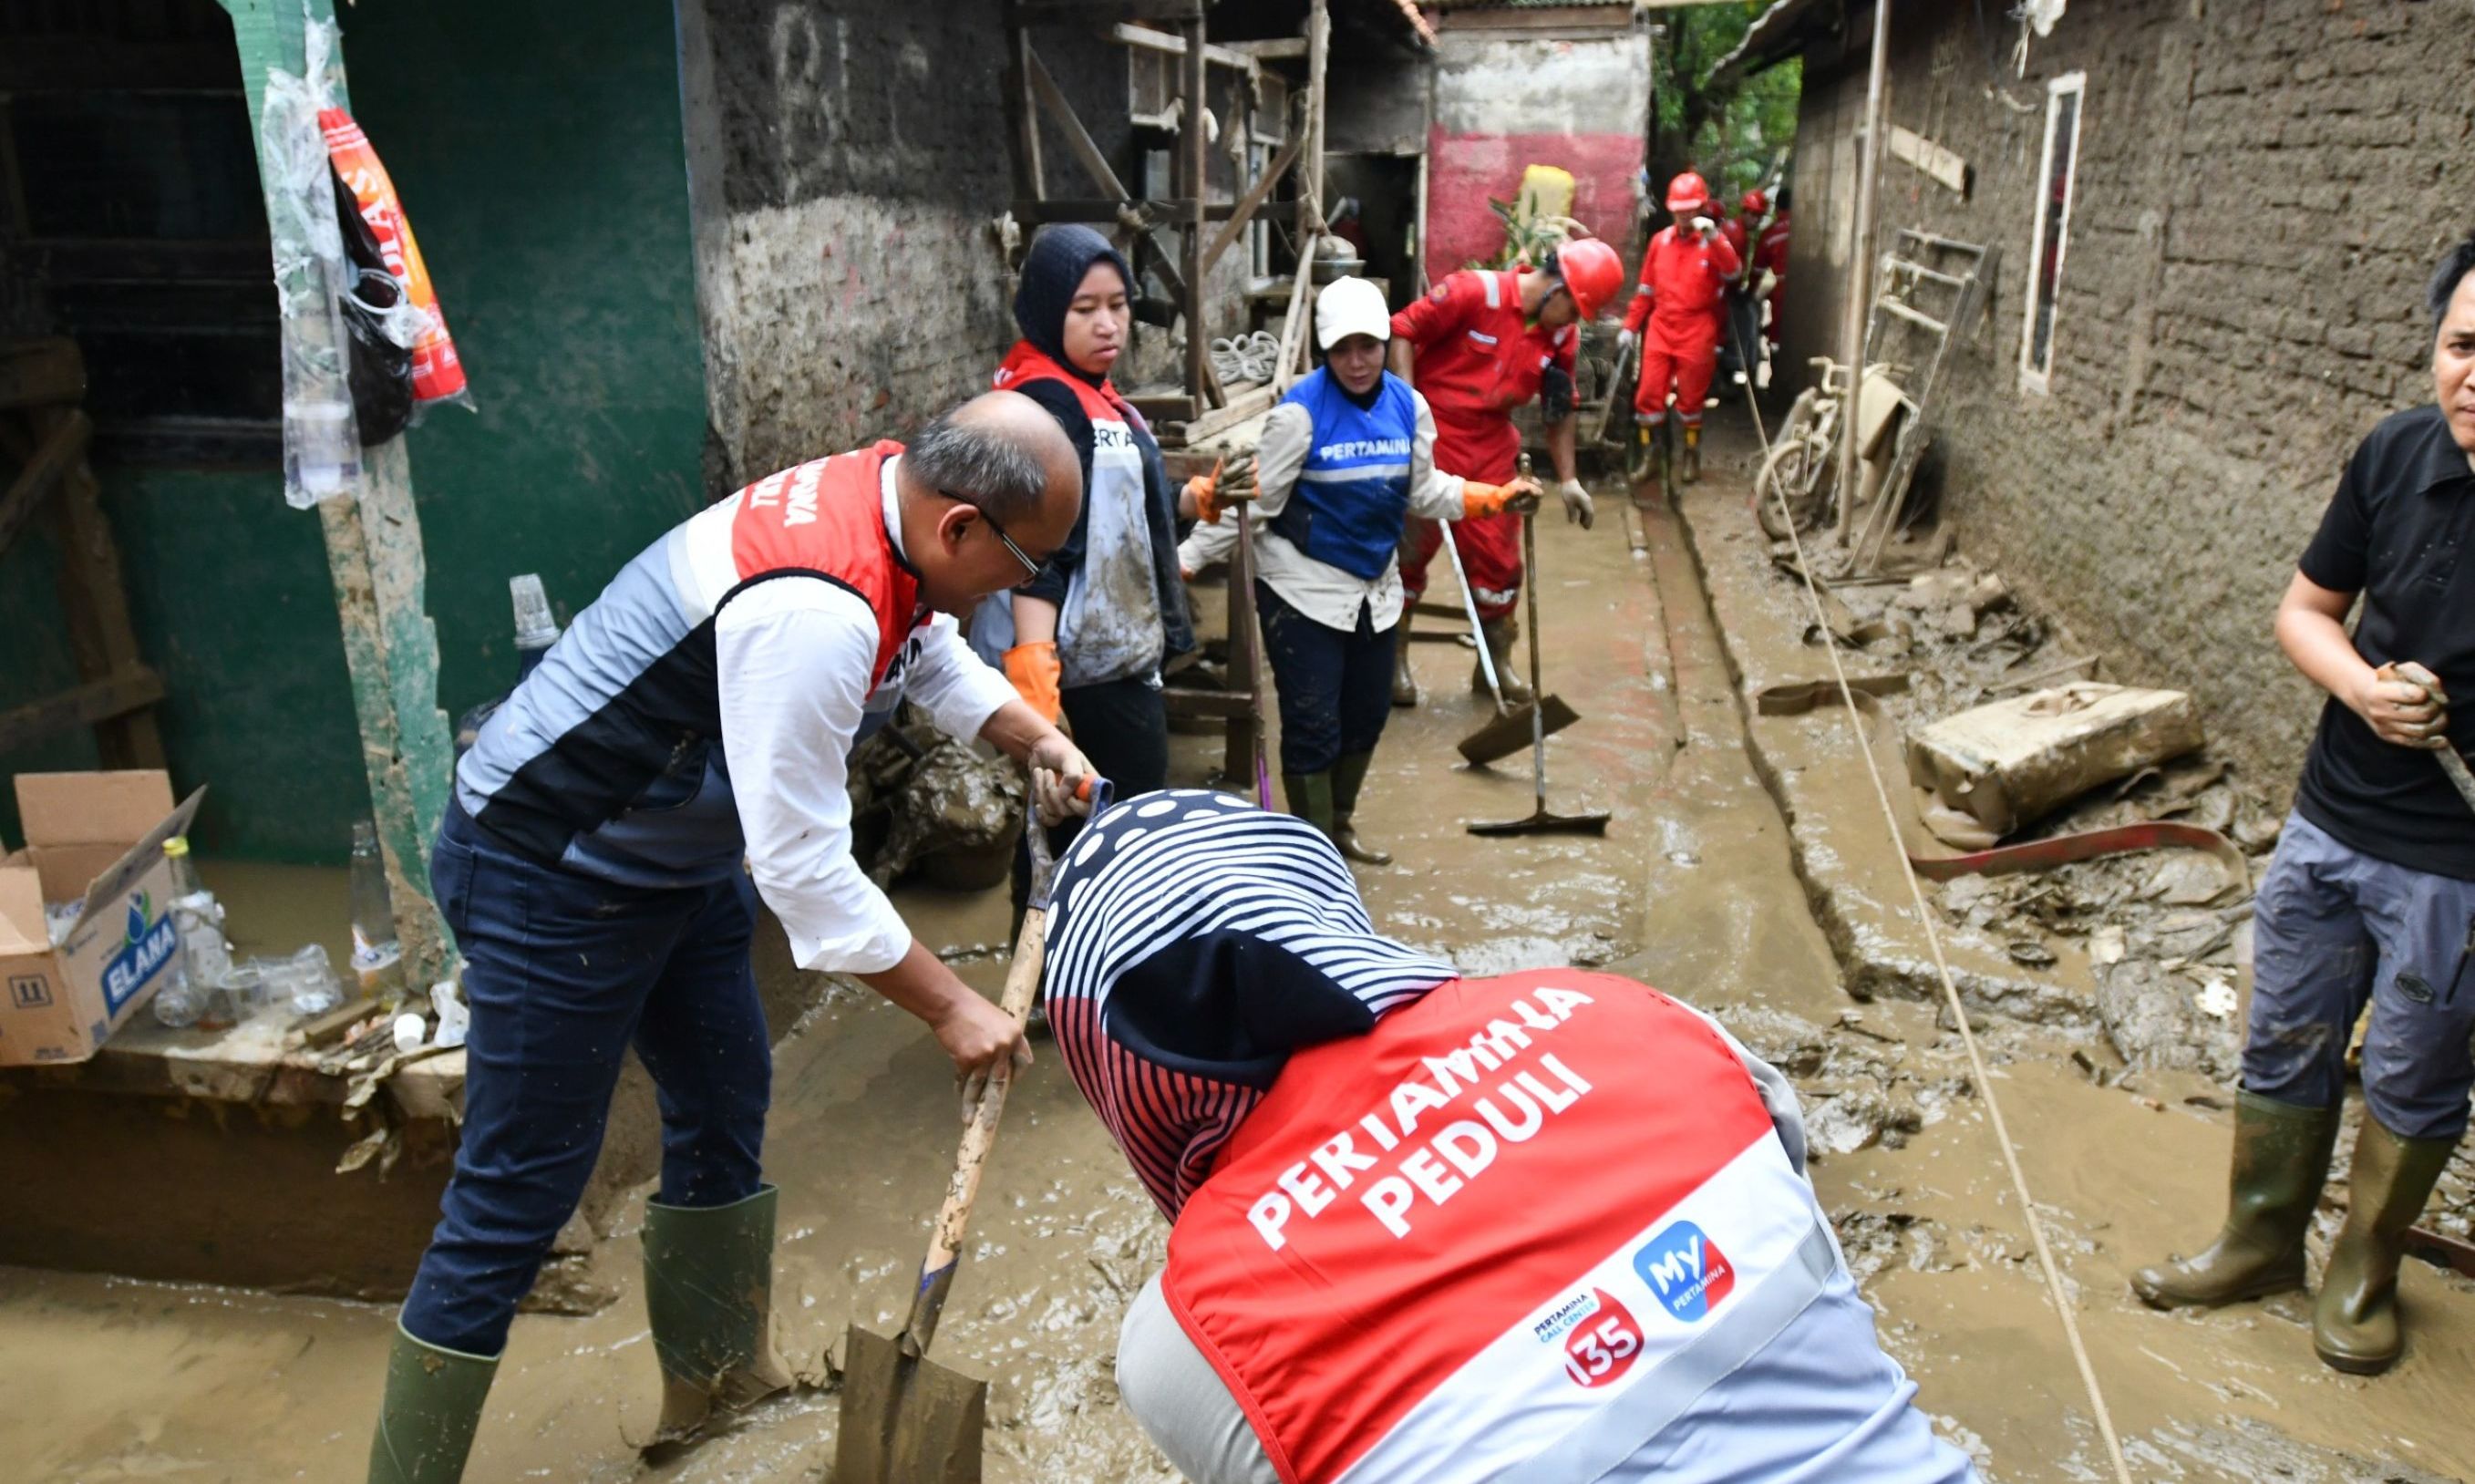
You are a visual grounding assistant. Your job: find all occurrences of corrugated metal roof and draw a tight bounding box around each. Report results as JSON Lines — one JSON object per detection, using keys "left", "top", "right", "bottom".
{"left": 1712, "top": 0, "right": 1839, "bottom": 81}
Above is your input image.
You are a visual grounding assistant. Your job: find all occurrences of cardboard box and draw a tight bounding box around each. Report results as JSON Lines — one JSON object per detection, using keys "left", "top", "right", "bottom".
{"left": 0, "top": 771, "right": 205, "bottom": 1067}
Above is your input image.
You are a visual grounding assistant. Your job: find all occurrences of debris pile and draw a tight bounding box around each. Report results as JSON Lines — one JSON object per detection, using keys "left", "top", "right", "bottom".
{"left": 846, "top": 706, "right": 1027, "bottom": 891}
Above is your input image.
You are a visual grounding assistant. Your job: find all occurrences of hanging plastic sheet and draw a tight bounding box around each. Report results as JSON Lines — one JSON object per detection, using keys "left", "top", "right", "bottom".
{"left": 258, "top": 17, "right": 360, "bottom": 507}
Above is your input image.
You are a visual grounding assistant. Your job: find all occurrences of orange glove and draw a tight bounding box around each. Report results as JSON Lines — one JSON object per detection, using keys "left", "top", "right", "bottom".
{"left": 1004, "top": 641, "right": 1062, "bottom": 724}
{"left": 1185, "top": 463, "right": 1227, "bottom": 525}
{"left": 1459, "top": 479, "right": 1542, "bottom": 520}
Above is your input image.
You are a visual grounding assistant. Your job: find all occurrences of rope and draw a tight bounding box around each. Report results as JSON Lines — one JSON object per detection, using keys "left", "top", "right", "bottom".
{"left": 1733, "top": 366, "right": 2138, "bottom": 1484}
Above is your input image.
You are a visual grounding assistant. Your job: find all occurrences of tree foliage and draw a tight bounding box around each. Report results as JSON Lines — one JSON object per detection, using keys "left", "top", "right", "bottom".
{"left": 1650, "top": 3, "right": 1803, "bottom": 203}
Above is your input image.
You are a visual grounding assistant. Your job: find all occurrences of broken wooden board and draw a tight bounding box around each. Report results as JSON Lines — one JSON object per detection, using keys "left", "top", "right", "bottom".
{"left": 1907, "top": 684, "right": 2204, "bottom": 841}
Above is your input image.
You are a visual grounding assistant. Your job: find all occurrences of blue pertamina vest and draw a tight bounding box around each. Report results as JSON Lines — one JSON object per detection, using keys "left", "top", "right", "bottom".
{"left": 1271, "top": 368, "right": 1417, "bottom": 581}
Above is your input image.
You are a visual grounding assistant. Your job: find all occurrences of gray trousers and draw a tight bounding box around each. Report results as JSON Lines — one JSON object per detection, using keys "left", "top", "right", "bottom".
{"left": 2245, "top": 810, "right": 2475, "bottom": 1139}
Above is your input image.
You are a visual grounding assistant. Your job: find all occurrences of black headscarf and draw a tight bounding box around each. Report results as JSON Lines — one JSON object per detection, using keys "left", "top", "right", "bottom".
{"left": 1014, "top": 225, "right": 1134, "bottom": 382}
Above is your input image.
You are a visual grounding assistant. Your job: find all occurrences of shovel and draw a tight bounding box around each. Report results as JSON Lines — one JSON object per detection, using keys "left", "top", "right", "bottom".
{"left": 1447, "top": 508, "right": 1580, "bottom": 768}
{"left": 1469, "top": 501, "right": 1610, "bottom": 838}
{"left": 834, "top": 777, "right": 1111, "bottom": 1484}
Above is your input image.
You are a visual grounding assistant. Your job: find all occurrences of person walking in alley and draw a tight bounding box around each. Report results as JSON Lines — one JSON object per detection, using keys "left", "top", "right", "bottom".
{"left": 2133, "top": 234, "right": 2475, "bottom": 1376}
{"left": 1041, "top": 789, "right": 1982, "bottom": 1484}
{"left": 367, "top": 393, "right": 1099, "bottom": 1483}
{"left": 1176, "top": 278, "right": 1542, "bottom": 864}
{"left": 1620, "top": 172, "right": 1741, "bottom": 491}
{"left": 1385, "top": 239, "right": 1616, "bottom": 706}
{"left": 977, "top": 225, "right": 1200, "bottom": 912}
{"left": 1753, "top": 186, "right": 1793, "bottom": 350}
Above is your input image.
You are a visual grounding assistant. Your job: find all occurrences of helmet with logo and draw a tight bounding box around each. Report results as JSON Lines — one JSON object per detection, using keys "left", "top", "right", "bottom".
{"left": 1665, "top": 171, "right": 1710, "bottom": 216}
{"left": 1314, "top": 275, "right": 1394, "bottom": 350}
{"left": 1741, "top": 188, "right": 1769, "bottom": 216}
{"left": 1547, "top": 237, "right": 1624, "bottom": 322}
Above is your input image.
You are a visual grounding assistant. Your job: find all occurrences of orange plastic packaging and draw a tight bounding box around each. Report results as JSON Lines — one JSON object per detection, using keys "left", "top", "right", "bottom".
{"left": 319, "top": 108, "right": 469, "bottom": 407}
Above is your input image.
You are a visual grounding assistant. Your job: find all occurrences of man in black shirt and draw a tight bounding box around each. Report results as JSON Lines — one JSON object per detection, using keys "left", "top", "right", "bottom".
{"left": 2135, "top": 233, "right": 2475, "bottom": 1377}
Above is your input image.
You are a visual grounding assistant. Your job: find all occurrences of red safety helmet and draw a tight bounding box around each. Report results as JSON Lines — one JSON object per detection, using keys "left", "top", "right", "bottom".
{"left": 1550, "top": 236, "right": 1624, "bottom": 321}
{"left": 1665, "top": 170, "right": 1710, "bottom": 215}
{"left": 1741, "top": 188, "right": 1770, "bottom": 216}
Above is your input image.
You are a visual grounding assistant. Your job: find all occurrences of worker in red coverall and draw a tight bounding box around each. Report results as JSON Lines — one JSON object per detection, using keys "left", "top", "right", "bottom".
{"left": 1715, "top": 189, "right": 1767, "bottom": 391}
{"left": 1620, "top": 171, "right": 1740, "bottom": 489}
{"left": 1385, "top": 238, "right": 1624, "bottom": 706}
{"left": 1753, "top": 186, "right": 1792, "bottom": 348}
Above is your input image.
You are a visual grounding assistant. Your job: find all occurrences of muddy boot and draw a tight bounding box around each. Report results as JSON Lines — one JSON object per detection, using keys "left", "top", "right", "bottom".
{"left": 1476, "top": 615, "right": 1532, "bottom": 705}
{"left": 2314, "top": 1118, "right": 2458, "bottom": 1375}
{"left": 1626, "top": 421, "right": 1655, "bottom": 484}
{"left": 1681, "top": 422, "right": 1703, "bottom": 484}
{"left": 2130, "top": 1092, "right": 2340, "bottom": 1310}
{"left": 642, "top": 1185, "right": 796, "bottom": 1448}
{"left": 1329, "top": 751, "right": 1391, "bottom": 866}
{"left": 1390, "top": 610, "right": 1419, "bottom": 707}
{"left": 1283, "top": 770, "right": 1337, "bottom": 839}
{"left": 367, "top": 1324, "right": 500, "bottom": 1484}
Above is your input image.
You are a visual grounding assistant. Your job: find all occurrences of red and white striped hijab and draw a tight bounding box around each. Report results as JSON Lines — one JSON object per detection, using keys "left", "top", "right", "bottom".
{"left": 1042, "top": 789, "right": 1456, "bottom": 1219}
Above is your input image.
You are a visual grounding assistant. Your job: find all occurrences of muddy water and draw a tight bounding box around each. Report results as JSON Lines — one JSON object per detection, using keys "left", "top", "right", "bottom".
{"left": 5, "top": 435, "right": 2470, "bottom": 1481}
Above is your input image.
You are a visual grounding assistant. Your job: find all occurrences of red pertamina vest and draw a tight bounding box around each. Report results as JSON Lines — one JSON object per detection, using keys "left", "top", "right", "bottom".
{"left": 1160, "top": 969, "right": 1831, "bottom": 1484}
{"left": 705, "top": 439, "right": 924, "bottom": 692}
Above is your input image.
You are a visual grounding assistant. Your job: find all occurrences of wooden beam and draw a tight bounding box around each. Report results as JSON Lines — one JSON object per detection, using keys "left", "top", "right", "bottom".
{"left": 1156, "top": 384, "right": 1277, "bottom": 448}
{"left": 1003, "top": 5, "right": 1046, "bottom": 201}
{"left": 1026, "top": 45, "right": 1130, "bottom": 204}
{"left": 31, "top": 404, "right": 164, "bottom": 771}
{"left": 0, "top": 339, "right": 85, "bottom": 410}
{"left": 1305, "top": 0, "right": 1329, "bottom": 232}
{"left": 1160, "top": 686, "right": 1253, "bottom": 721}
{"left": 1014, "top": 198, "right": 1293, "bottom": 227}
{"left": 0, "top": 670, "right": 165, "bottom": 756}
{"left": 0, "top": 409, "right": 88, "bottom": 559}
{"left": 1222, "top": 37, "right": 1308, "bottom": 59}
{"left": 1180, "top": 13, "right": 1213, "bottom": 408}
{"left": 1019, "top": 0, "right": 1201, "bottom": 18}
{"left": 1201, "top": 124, "right": 1305, "bottom": 278}
{"left": 1105, "top": 22, "right": 1261, "bottom": 77}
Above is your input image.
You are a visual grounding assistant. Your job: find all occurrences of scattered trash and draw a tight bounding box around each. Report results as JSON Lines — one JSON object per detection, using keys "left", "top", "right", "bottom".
{"left": 2005, "top": 939, "right": 2057, "bottom": 968}
{"left": 2193, "top": 979, "right": 2239, "bottom": 1020}
{"left": 2088, "top": 924, "right": 2127, "bottom": 965}
{"left": 1906, "top": 683, "right": 2205, "bottom": 844}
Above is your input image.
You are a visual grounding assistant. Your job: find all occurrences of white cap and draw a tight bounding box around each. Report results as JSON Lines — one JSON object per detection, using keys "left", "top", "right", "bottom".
{"left": 1314, "top": 276, "right": 1393, "bottom": 351}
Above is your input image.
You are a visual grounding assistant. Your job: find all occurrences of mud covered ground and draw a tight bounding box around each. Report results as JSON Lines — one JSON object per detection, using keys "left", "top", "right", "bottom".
{"left": 4, "top": 417, "right": 2470, "bottom": 1481}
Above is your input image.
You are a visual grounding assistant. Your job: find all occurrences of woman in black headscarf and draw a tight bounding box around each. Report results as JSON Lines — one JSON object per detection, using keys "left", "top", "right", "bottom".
{"left": 978, "top": 225, "right": 1205, "bottom": 914}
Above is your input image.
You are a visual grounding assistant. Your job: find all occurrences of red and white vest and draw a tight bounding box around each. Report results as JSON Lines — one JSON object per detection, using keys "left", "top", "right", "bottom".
{"left": 985, "top": 341, "right": 1163, "bottom": 685}
{"left": 1160, "top": 970, "right": 1831, "bottom": 1484}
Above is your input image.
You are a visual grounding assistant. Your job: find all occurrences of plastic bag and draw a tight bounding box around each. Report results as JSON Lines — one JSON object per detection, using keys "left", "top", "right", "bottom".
{"left": 258, "top": 19, "right": 360, "bottom": 507}
{"left": 320, "top": 107, "right": 473, "bottom": 415}
{"left": 332, "top": 167, "right": 418, "bottom": 445}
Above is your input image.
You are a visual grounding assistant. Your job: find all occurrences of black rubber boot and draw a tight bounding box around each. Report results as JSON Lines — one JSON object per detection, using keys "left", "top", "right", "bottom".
{"left": 367, "top": 1324, "right": 500, "bottom": 1484}
{"left": 2130, "top": 1092, "right": 2341, "bottom": 1310}
{"left": 1681, "top": 423, "right": 1703, "bottom": 483}
{"left": 1283, "top": 770, "right": 1337, "bottom": 839}
{"left": 1476, "top": 615, "right": 1532, "bottom": 704}
{"left": 1390, "top": 610, "right": 1419, "bottom": 707}
{"left": 1329, "top": 751, "right": 1392, "bottom": 866}
{"left": 643, "top": 1184, "right": 796, "bottom": 1447}
{"left": 2314, "top": 1117, "right": 2458, "bottom": 1375}
{"left": 1626, "top": 421, "right": 1655, "bottom": 484}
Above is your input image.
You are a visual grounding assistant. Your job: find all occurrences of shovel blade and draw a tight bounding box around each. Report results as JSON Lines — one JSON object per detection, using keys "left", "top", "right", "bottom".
{"left": 833, "top": 1323, "right": 985, "bottom": 1484}
{"left": 1467, "top": 807, "right": 1612, "bottom": 838}
{"left": 1457, "top": 695, "right": 1581, "bottom": 766}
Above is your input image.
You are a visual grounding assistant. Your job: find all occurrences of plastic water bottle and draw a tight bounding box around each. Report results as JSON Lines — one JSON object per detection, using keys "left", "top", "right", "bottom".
{"left": 349, "top": 820, "right": 407, "bottom": 1008}
{"left": 152, "top": 836, "right": 232, "bottom": 1027}
{"left": 510, "top": 573, "right": 561, "bottom": 679}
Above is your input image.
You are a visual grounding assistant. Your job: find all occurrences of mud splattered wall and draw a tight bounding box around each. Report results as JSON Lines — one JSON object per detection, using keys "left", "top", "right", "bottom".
{"left": 678, "top": 1, "right": 1141, "bottom": 488}
{"left": 1780, "top": 0, "right": 2475, "bottom": 793}
{"left": 1426, "top": 18, "right": 1649, "bottom": 276}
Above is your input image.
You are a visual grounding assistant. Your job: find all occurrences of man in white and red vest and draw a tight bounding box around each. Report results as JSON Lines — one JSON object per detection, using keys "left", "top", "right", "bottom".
{"left": 368, "top": 393, "right": 1101, "bottom": 1484}
{"left": 1045, "top": 790, "right": 1978, "bottom": 1484}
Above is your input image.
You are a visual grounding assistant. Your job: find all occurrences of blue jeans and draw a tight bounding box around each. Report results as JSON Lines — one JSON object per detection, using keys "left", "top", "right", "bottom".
{"left": 400, "top": 809, "right": 772, "bottom": 1355}
{"left": 2244, "top": 810, "right": 2475, "bottom": 1140}
{"left": 1257, "top": 583, "right": 1394, "bottom": 778}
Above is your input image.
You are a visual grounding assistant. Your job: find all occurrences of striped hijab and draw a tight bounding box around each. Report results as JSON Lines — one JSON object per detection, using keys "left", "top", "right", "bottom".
{"left": 1043, "top": 789, "right": 1457, "bottom": 1220}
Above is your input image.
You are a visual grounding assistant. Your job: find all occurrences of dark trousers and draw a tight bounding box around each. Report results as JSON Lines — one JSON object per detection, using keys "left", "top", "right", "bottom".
{"left": 1257, "top": 582, "right": 1393, "bottom": 778}
{"left": 1012, "top": 674, "right": 1170, "bottom": 917}
{"left": 401, "top": 809, "right": 771, "bottom": 1355}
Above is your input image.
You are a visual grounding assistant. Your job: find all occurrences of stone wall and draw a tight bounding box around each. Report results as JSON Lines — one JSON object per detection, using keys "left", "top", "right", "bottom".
{"left": 1780, "top": 0, "right": 2475, "bottom": 794}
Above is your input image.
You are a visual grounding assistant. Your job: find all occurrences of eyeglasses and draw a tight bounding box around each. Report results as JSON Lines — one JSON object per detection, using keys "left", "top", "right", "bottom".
{"left": 941, "top": 489, "right": 1044, "bottom": 582}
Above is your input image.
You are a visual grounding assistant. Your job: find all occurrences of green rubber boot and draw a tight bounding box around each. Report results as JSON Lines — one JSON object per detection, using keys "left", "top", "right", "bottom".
{"left": 366, "top": 1324, "right": 500, "bottom": 1484}
{"left": 2314, "top": 1118, "right": 2458, "bottom": 1375}
{"left": 1477, "top": 615, "right": 1532, "bottom": 704}
{"left": 1329, "top": 751, "right": 1392, "bottom": 866}
{"left": 1283, "top": 770, "right": 1337, "bottom": 840}
{"left": 643, "top": 1184, "right": 796, "bottom": 1445}
{"left": 2130, "top": 1092, "right": 2341, "bottom": 1310}
{"left": 1626, "top": 421, "right": 1655, "bottom": 484}
{"left": 1681, "top": 422, "right": 1703, "bottom": 484}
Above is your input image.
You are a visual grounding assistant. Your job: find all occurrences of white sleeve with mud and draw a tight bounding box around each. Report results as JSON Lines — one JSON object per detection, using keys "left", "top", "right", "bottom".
{"left": 1406, "top": 392, "right": 1470, "bottom": 518}
{"left": 1118, "top": 1273, "right": 1281, "bottom": 1484}
{"left": 1250, "top": 402, "right": 1312, "bottom": 518}
{"left": 715, "top": 580, "right": 913, "bottom": 975}
{"left": 903, "top": 610, "right": 1023, "bottom": 743}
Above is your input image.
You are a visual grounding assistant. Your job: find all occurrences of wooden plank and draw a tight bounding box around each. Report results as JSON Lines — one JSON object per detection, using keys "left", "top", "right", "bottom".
{"left": 1201, "top": 124, "right": 1305, "bottom": 278}
{"left": 1160, "top": 686, "right": 1252, "bottom": 720}
{"left": 0, "top": 670, "right": 165, "bottom": 755}
{"left": 1158, "top": 383, "right": 1276, "bottom": 448}
{"left": 1889, "top": 125, "right": 1970, "bottom": 196}
{"left": 0, "top": 339, "right": 85, "bottom": 410}
{"left": 0, "top": 409, "right": 88, "bottom": 559}
{"left": 1181, "top": 14, "right": 1212, "bottom": 407}
{"left": 1026, "top": 46, "right": 1134, "bottom": 204}
{"left": 35, "top": 405, "right": 165, "bottom": 770}
{"left": 1222, "top": 37, "right": 1308, "bottom": 59}
{"left": 1105, "top": 21, "right": 1261, "bottom": 77}
{"left": 1129, "top": 393, "right": 1201, "bottom": 422}
{"left": 1004, "top": 5, "right": 1046, "bottom": 201}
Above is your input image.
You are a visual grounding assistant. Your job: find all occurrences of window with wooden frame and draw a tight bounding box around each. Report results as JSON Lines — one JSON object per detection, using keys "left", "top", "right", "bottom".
{"left": 2019, "top": 70, "right": 2085, "bottom": 395}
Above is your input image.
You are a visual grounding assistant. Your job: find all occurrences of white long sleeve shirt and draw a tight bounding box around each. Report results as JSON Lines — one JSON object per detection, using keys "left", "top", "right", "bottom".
{"left": 1178, "top": 392, "right": 1469, "bottom": 633}
{"left": 715, "top": 456, "right": 1019, "bottom": 974}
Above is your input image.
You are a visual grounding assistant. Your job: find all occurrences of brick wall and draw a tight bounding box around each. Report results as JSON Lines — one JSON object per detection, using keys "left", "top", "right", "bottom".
{"left": 1781, "top": 0, "right": 2475, "bottom": 795}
